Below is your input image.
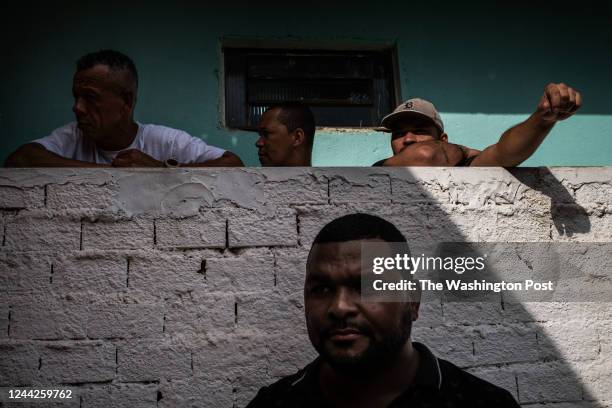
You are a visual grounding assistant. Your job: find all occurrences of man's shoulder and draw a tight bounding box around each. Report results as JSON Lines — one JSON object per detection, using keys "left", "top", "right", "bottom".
{"left": 32, "top": 122, "right": 81, "bottom": 148}
{"left": 48, "top": 122, "right": 80, "bottom": 137}
{"left": 247, "top": 364, "right": 318, "bottom": 407}
{"left": 138, "top": 123, "right": 192, "bottom": 140}
{"left": 438, "top": 358, "right": 519, "bottom": 406}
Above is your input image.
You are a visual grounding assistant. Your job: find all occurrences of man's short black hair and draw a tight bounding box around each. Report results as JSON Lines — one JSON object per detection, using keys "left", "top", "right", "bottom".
{"left": 76, "top": 49, "right": 138, "bottom": 89}
{"left": 269, "top": 102, "right": 316, "bottom": 149}
{"left": 309, "top": 213, "right": 417, "bottom": 300}
{"left": 312, "top": 213, "right": 407, "bottom": 245}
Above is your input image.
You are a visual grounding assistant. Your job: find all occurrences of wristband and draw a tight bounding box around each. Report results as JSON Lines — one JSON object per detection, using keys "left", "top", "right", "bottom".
{"left": 164, "top": 158, "right": 179, "bottom": 168}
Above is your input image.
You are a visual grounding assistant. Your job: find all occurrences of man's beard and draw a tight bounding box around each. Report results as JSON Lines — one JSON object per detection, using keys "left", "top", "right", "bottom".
{"left": 315, "top": 307, "right": 413, "bottom": 375}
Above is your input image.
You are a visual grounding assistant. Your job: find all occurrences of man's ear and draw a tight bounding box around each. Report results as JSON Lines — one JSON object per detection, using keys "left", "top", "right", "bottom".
{"left": 439, "top": 132, "right": 449, "bottom": 143}
{"left": 121, "top": 90, "right": 137, "bottom": 115}
{"left": 292, "top": 128, "right": 306, "bottom": 147}
{"left": 409, "top": 302, "right": 420, "bottom": 321}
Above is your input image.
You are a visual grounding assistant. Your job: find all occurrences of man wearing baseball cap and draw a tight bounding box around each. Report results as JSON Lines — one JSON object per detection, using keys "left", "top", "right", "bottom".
{"left": 374, "top": 83, "right": 582, "bottom": 167}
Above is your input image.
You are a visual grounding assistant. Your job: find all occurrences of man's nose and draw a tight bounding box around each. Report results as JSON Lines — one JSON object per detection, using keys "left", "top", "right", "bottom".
{"left": 255, "top": 136, "right": 264, "bottom": 148}
{"left": 328, "top": 287, "right": 359, "bottom": 319}
{"left": 72, "top": 98, "right": 86, "bottom": 117}
{"left": 402, "top": 132, "right": 418, "bottom": 144}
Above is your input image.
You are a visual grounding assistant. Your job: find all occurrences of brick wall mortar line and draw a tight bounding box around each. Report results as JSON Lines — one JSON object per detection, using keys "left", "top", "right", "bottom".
{"left": 515, "top": 375, "right": 520, "bottom": 402}
{"left": 79, "top": 219, "right": 83, "bottom": 250}
{"left": 153, "top": 219, "right": 157, "bottom": 246}
{"left": 7, "top": 306, "right": 11, "bottom": 337}
{"left": 225, "top": 219, "right": 229, "bottom": 248}
{"left": 126, "top": 257, "right": 131, "bottom": 288}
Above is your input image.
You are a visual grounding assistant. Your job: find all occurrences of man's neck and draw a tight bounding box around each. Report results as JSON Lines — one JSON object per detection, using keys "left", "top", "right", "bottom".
{"left": 319, "top": 341, "right": 420, "bottom": 408}
{"left": 284, "top": 151, "right": 311, "bottom": 167}
{"left": 94, "top": 121, "right": 138, "bottom": 151}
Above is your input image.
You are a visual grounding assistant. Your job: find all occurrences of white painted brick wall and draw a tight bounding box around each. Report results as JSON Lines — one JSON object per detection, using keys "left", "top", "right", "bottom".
{"left": 80, "top": 383, "right": 158, "bottom": 408}
{"left": 0, "top": 252, "right": 53, "bottom": 293}
{"left": 86, "top": 303, "right": 164, "bottom": 339}
{"left": 82, "top": 217, "right": 154, "bottom": 250}
{"left": 329, "top": 174, "right": 391, "bottom": 203}
{"left": 46, "top": 183, "right": 114, "bottom": 210}
{"left": 127, "top": 251, "right": 208, "bottom": 296}
{"left": 227, "top": 208, "right": 297, "bottom": 247}
{"left": 39, "top": 341, "right": 116, "bottom": 383}
{"left": 117, "top": 339, "right": 192, "bottom": 382}
{"left": 0, "top": 167, "right": 610, "bottom": 407}
{"left": 0, "top": 186, "right": 44, "bottom": 209}
{"left": 0, "top": 343, "right": 39, "bottom": 385}
{"left": 53, "top": 253, "right": 127, "bottom": 294}
{"left": 9, "top": 296, "right": 87, "bottom": 340}
{"left": 163, "top": 291, "right": 235, "bottom": 336}
{"left": 4, "top": 213, "right": 81, "bottom": 251}
{"left": 515, "top": 362, "right": 583, "bottom": 403}
{"left": 155, "top": 212, "right": 226, "bottom": 249}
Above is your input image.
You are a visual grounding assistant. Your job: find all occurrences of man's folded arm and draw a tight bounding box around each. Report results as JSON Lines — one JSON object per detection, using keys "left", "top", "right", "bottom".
{"left": 4, "top": 143, "right": 108, "bottom": 167}
{"left": 170, "top": 132, "right": 245, "bottom": 167}
{"left": 110, "top": 148, "right": 244, "bottom": 167}
{"left": 381, "top": 140, "right": 469, "bottom": 166}
{"left": 182, "top": 150, "right": 244, "bottom": 167}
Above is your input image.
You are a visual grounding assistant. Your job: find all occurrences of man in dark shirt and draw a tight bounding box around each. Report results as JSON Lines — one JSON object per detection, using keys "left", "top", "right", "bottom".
{"left": 374, "top": 82, "right": 581, "bottom": 167}
{"left": 247, "top": 213, "right": 520, "bottom": 408}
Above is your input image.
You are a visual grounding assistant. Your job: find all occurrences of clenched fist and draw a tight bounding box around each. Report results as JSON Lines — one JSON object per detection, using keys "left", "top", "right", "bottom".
{"left": 537, "top": 83, "right": 582, "bottom": 123}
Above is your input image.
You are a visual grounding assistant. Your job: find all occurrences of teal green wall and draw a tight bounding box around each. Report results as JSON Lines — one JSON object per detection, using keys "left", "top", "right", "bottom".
{"left": 2, "top": 1, "right": 611, "bottom": 166}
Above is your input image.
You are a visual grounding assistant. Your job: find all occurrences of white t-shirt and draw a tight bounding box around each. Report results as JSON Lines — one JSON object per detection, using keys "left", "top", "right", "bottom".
{"left": 33, "top": 122, "right": 225, "bottom": 164}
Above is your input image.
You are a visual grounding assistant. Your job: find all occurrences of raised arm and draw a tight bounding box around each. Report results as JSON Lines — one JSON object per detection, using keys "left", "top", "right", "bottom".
{"left": 4, "top": 143, "right": 109, "bottom": 167}
{"left": 470, "top": 83, "right": 582, "bottom": 167}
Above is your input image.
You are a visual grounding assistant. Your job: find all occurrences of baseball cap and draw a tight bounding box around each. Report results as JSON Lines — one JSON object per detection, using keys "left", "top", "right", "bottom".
{"left": 380, "top": 98, "right": 444, "bottom": 133}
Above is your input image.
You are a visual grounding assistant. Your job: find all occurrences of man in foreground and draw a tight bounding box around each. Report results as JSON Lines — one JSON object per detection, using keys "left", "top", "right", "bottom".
{"left": 375, "top": 83, "right": 581, "bottom": 167}
{"left": 5, "top": 49, "right": 243, "bottom": 167}
{"left": 255, "top": 102, "right": 314, "bottom": 166}
{"left": 247, "top": 213, "right": 520, "bottom": 407}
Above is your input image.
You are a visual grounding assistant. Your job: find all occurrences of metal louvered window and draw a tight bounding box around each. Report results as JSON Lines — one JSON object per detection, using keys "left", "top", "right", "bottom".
{"left": 223, "top": 47, "right": 398, "bottom": 129}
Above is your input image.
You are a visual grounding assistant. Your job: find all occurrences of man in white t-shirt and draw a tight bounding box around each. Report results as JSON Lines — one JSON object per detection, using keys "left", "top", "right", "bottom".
{"left": 5, "top": 49, "right": 243, "bottom": 168}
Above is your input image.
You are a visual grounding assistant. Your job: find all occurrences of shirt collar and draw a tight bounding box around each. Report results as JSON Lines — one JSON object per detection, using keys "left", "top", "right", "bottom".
{"left": 412, "top": 342, "right": 443, "bottom": 390}
{"left": 296, "top": 341, "right": 442, "bottom": 393}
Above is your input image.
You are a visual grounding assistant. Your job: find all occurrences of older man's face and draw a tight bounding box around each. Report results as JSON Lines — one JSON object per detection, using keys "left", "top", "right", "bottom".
{"left": 305, "top": 240, "right": 416, "bottom": 372}
{"left": 72, "top": 64, "right": 133, "bottom": 144}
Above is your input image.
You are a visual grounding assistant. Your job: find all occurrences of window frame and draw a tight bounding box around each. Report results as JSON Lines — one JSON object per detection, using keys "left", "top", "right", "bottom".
{"left": 219, "top": 40, "right": 402, "bottom": 131}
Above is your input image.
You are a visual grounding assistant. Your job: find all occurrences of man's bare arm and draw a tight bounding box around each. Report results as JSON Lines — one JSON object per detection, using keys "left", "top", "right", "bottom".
{"left": 4, "top": 143, "right": 109, "bottom": 167}
{"left": 470, "top": 83, "right": 582, "bottom": 167}
{"left": 185, "top": 151, "right": 244, "bottom": 167}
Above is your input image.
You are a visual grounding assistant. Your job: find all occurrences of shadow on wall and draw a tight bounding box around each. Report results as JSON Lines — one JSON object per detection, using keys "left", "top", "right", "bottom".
{"left": 274, "top": 166, "right": 604, "bottom": 406}
{"left": 356, "top": 167, "right": 602, "bottom": 406}
{"left": 510, "top": 168, "right": 591, "bottom": 237}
